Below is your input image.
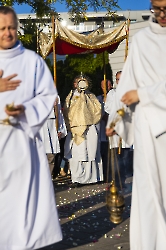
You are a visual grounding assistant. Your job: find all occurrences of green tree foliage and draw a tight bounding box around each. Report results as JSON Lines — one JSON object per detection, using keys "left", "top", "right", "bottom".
{"left": 19, "top": 17, "right": 37, "bottom": 51}
{"left": 0, "top": 0, "right": 119, "bottom": 21}
{"left": 0, "top": 0, "right": 57, "bottom": 17}
{"left": 65, "top": 0, "right": 120, "bottom": 24}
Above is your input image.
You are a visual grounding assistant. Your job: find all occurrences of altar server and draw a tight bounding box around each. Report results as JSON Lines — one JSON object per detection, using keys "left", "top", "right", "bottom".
{"left": 0, "top": 6, "right": 62, "bottom": 250}
{"left": 106, "top": 1, "right": 166, "bottom": 249}
{"left": 64, "top": 74, "right": 103, "bottom": 187}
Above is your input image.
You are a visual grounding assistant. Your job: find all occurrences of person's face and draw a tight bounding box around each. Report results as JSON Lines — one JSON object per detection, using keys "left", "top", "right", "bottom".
{"left": 0, "top": 13, "right": 17, "bottom": 50}
{"left": 151, "top": 0, "right": 166, "bottom": 27}
{"left": 116, "top": 72, "right": 121, "bottom": 85}
{"left": 101, "top": 80, "right": 112, "bottom": 93}
{"left": 107, "top": 81, "right": 112, "bottom": 91}
{"left": 73, "top": 81, "right": 78, "bottom": 89}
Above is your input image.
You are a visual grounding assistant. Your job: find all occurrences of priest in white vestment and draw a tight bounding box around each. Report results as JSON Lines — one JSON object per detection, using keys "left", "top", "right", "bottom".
{"left": 64, "top": 74, "right": 103, "bottom": 187}
{"left": 0, "top": 6, "right": 62, "bottom": 250}
{"left": 106, "top": 2, "right": 166, "bottom": 249}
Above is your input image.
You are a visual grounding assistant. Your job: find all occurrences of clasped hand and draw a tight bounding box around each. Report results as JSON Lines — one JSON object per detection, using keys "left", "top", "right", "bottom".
{"left": 5, "top": 105, "right": 25, "bottom": 117}
{"left": 106, "top": 90, "right": 139, "bottom": 137}
{"left": 0, "top": 69, "right": 21, "bottom": 92}
{"left": 0, "top": 69, "right": 24, "bottom": 116}
{"left": 106, "top": 128, "right": 117, "bottom": 137}
{"left": 121, "top": 90, "right": 139, "bottom": 106}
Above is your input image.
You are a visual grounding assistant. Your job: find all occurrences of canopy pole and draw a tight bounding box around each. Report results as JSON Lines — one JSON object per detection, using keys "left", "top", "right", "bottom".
{"left": 124, "top": 19, "right": 130, "bottom": 61}
{"left": 101, "top": 18, "right": 107, "bottom": 100}
{"left": 52, "top": 15, "right": 57, "bottom": 86}
{"left": 102, "top": 51, "right": 107, "bottom": 101}
{"left": 52, "top": 15, "right": 59, "bottom": 131}
{"left": 103, "top": 50, "right": 110, "bottom": 183}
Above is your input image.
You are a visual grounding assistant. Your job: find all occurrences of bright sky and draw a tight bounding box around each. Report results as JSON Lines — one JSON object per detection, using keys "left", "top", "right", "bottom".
{"left": 14, "top": 0, "right": 150, "bottom": 14}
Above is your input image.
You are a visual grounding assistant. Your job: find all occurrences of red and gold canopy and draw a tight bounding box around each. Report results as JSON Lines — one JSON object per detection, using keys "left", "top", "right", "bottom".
{"left": 39, "top": 19, "right": 128, "bottom": 58}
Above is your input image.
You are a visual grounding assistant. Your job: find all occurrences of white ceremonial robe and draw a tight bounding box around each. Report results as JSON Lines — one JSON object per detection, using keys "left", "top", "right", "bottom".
{"left": 64, "top": 125, "right": 103, "bottom": 184}
{"left": 105, "top": 89, "right": 130, "bottom": 149}
{"left": 64, "top": 90, "right": 103, "bottom": 184}
{"left": 0, "top": 42, "right": 62, "bottom": 249}
{"left": 105, "top": 88, "right": 116, "bottom": 115}
{"left": 40, "top": 96, "right": 67, "bottom": 154}
{"left": 107, "top": 16, "right": 166, "bottom": 250}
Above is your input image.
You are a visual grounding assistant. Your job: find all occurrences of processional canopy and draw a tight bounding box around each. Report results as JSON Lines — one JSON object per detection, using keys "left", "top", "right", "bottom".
{"left": 38, "top": 19, "right": 128, "bottom": 58}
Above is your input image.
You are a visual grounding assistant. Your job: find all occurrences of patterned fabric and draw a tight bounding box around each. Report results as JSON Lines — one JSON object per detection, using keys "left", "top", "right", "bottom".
{"left": 64, "top": 90, "right": 101, "bottom": 145}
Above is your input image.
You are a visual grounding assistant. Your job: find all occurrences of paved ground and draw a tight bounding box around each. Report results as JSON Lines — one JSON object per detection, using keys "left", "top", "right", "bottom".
{"left": 42, "top": 174, "right": 132, "bottom": 250}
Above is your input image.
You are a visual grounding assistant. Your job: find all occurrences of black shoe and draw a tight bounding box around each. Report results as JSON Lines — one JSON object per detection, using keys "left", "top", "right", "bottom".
{"left": 68, "top": 182, "right": 79, "bottom": 188}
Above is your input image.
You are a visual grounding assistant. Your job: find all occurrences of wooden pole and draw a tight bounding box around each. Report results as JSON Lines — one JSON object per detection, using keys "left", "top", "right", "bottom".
{"left": 52, "top": 15, "right": 59, "bottom": 131}
{"left": 52, "top": 15, "right": 57, "bottom": 86}
{"left": 102, "top": 51, "right": 107, "bottom": 101}
{"left": 125, "top": 19, "right": 130, "bottom": 61}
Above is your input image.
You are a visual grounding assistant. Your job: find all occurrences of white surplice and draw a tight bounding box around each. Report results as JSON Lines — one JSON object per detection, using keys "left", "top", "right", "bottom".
{"left": 0, "top": 42, "right": 62, "bottom": 250}
{"left": 105, "top": 88, "right": 116, "bottom": 115}
{"left": 40, "top": 96, "right": 67, "bottom": 154}
{"left": 105, "top": 89, "right": 130, "bottom": 149}
{"left": 107, "top": 16, "right": 166, "bottom": 250}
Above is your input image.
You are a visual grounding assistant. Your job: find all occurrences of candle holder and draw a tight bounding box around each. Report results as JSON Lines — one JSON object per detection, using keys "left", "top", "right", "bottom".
{"left": 0, "top": 102, "right": 18, "bottom": 125}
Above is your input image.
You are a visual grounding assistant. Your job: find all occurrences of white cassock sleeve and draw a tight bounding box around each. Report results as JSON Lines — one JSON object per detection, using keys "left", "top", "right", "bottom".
{"left": 57, "top": 96, "right": 67, "bottom": 137}
{"left": 19, "top": 56, "right": 57, "bottom": 138}
{"left": 104, "top": 89, "right": 116, "bottom": 114}
{"left": 107, "top": 31, "right": 166, "bottom": 143}
{"left": 106, "top": 37, "right": 138, "bottom": 146}
{"left": 138, "top": 81, "right": 166, "bottom": 138}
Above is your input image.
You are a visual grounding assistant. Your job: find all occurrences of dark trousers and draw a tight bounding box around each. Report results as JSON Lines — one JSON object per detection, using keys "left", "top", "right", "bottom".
{"left": 52, "top": 137, "right": 66, "bottom": 177}
{"left": 109, "top": 148, "right": 133, "bottom": 188}
{"left": 100, "top": 141, "right": 109, "bottom": 182}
